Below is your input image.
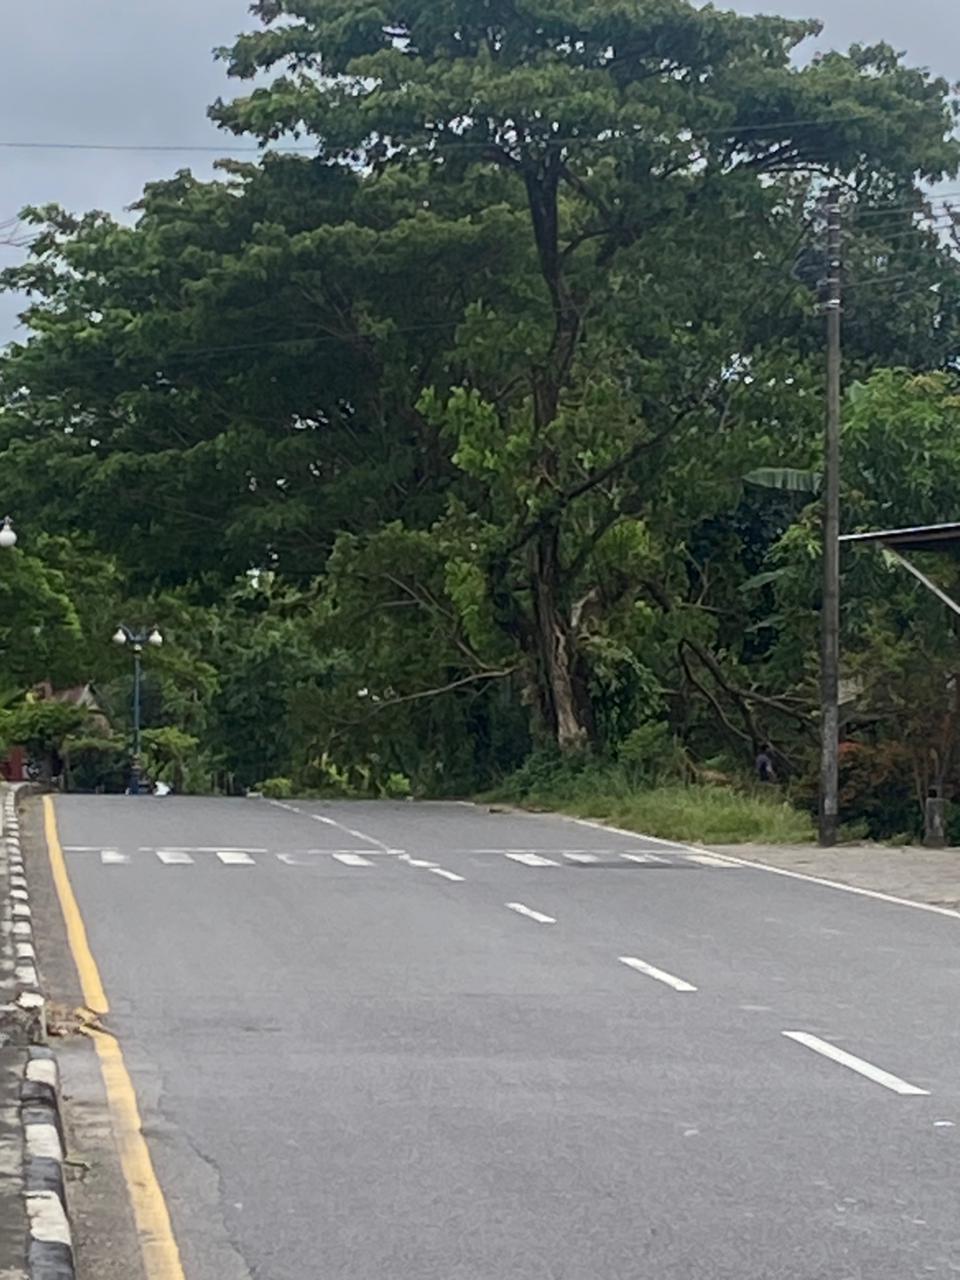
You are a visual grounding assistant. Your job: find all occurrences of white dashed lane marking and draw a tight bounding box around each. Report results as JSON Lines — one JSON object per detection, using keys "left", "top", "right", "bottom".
{"left": 217, "top": 850, "right": 256, "bottom": 865}
{"left": 619, "top": 956, "right": 698, "bottom": 993}
{"left": 428, "top": 867, "right": 465, "bottom": 882}
{"left": 332, "top": 853, "right": 374, "bottom": 867}
{"left": 506, "top": 852, "right": 561, "bottom": 867}
{"left": 506, "top": 902, "right": 556, "bottom": 925}
{"left": 620, "top": 853, "right": 669, "bottom": 865}
{"left": 100, "top": 850, "right": 129, "bottom": 864}
{"left": 156, "top": 850, "right": 194, "bottom": 865}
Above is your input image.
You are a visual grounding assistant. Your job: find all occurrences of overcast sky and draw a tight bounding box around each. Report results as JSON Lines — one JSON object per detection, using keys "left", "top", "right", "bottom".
{"left": 2, "top": 0, "right": 957, "bottom": 342}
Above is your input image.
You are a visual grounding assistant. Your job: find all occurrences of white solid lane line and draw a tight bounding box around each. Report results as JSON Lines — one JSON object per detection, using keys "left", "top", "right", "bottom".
{"left": 782, "top": 1032, "right": 930, "bottom": 1096}
{"left": 619, "top": 956, "right": 698, "bottom": 993}
{"left": 100, "top": 850, "right": 130, "bottom": 865}
{"left": 216, "top": 850, "right": 256, "bottom": 865}
{"left": 332, "top": 853, "right": 373, "bottom": 867}
{"left": 506, "top": 902, "right": 556, "bottom": 925}
{"left": 156, "top": 850, "right": 194, "bottom": 865}
{"left": 429, "top": 867, "right": 465, "bottom": 882}
{"left": 506, "top": 852, "right": 561, "bottom": 867}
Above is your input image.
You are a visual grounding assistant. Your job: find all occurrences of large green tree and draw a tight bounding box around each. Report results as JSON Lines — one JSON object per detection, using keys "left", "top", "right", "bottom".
{"left": 210, "top": 0, "right": 958, "bottom": 748}
{"left": 2, "top": 0, "right": 959, "bottom": 780}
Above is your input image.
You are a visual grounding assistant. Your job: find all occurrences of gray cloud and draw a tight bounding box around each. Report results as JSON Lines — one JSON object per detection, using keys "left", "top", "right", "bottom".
{"left": 2, "top": 1, "right": 957, "bottom": 341}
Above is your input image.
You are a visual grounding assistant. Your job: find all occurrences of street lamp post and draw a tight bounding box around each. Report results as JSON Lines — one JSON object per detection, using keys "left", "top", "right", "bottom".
{"left": 113, "top": 625, "right": 163, "bottom": 795}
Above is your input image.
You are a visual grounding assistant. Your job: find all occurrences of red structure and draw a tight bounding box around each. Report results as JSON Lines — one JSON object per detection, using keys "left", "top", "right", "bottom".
{"left": 1, "top": 747, "right": 25, "bottom": 782}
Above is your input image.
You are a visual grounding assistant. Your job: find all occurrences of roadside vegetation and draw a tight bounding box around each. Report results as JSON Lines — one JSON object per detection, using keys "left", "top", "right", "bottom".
{"left": 1, "top": 2, "right": 960, "bottom": 843}
{"left": 490, "top": 753, "right": 815, "bottom": 846}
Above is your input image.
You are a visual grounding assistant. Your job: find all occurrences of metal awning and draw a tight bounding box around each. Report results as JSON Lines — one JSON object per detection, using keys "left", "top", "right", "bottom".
{"left": 841, "top": 522, "right": 960, "bottom": 619}
{"left": 840, "top": 523, "right": 960, "bottom": 554}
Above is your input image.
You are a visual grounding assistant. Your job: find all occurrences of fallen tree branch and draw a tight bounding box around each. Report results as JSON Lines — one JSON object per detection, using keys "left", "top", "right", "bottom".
{"left": 365, "top": 667, "right": 519, "bottom": 713}
{"left": 678, "top": 643, "right": 751, "bottom": 747}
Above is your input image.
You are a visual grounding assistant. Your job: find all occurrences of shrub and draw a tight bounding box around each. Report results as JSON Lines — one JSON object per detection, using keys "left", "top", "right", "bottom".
{"left": 63, "top": 734, "right": 127, "bottom": 793}
{"left": 258, "top": 776, "right": 295, "bottom": 799}
{"left": 381, "top": 772, "right": 412, "bottom": 799}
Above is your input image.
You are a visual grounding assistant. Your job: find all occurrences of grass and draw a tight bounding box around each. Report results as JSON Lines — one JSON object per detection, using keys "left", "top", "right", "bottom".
{"left": 487, "top": 760, "right": 815, "bottom": 846}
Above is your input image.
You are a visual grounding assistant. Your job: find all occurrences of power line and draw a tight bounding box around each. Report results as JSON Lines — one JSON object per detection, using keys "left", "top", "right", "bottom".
{"left": 0, "top": 140, "right": 308, "bottom": 155}
{"left": 852, "top": 193, "right": 960, "bottom": 217}
{"left": 0, "top": 108, "right": 949, "bottom": 157}
{"left": 844, "top": 272, "right": 951, "bottom": 292}
{"left": 0, "top": 247, "right": 818, "bottom": 371}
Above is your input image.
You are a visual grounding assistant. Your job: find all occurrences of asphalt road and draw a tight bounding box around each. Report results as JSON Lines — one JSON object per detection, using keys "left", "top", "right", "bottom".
{"left": 37, "top": 794, "right": 960, "bottom": 1279}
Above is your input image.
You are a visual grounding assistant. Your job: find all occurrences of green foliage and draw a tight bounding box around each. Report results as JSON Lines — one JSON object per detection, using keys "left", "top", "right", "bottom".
{"left": 618, "top": 723, "right": 677, "bottom": 782}
{"left": 258, "top": 776, "right": 294, "bottom": 800}
{"left": 63, "top": 734, "right": 127, "bottom": 794}
{"left": 0, "top": 3, "right": 959, "bottom": 822}
{"left": 0, "top": 700, "right": 90, "bottom": 781}
{"left": 381, "top": 772, "right": 413, "bottom": 800}
{"left": 492, "top": 754, "right": 814, "bottom": 844}
{"left": 141, "top": 726, "right": 206, "bottom": 793}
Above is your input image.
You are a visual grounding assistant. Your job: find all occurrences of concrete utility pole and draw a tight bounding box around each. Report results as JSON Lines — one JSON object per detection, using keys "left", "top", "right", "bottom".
{"left": 819, "top": 191, "right": 842, "bottom": 847}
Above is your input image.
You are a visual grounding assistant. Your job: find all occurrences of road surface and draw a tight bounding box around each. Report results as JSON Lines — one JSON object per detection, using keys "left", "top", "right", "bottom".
{"left": 29, "top": 794, "right": 960, "bottom": 1279}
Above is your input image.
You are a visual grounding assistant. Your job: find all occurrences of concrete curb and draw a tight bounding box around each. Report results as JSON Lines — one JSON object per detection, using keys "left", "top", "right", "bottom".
{"left": 21, "top": 1047, "right": 74, "bottom": 1280}
{"left": 4, "top": 789, "right": 47, "bottom": 1043}
{"left": 1, "top": 788, "right": 75, "bottom": 1280}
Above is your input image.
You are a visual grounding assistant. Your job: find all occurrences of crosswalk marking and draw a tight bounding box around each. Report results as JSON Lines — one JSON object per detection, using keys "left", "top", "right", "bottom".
{"left": 78, "top": 845, "right": 733, "bottom": 874}
{"left": 142, "top": 845, "right": 266, "bottom": 853}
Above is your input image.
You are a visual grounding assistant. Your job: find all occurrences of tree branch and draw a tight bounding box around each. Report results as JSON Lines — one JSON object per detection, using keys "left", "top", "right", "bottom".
{"left": 366, "top": 667, "right": 519, "bottom": 713}
{"left": 502, "top": 412, "right": 686, "bottom": 559}
{"left": 678, "top": 643, "right": 752, "bottom": 746}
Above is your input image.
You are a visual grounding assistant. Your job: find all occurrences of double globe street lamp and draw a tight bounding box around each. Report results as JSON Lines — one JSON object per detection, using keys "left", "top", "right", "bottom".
{"left": 0, "top": 517, "right": 18, "bottom": 549}
{"left": 113, "top": 625, "right": 163, "bottom": 795}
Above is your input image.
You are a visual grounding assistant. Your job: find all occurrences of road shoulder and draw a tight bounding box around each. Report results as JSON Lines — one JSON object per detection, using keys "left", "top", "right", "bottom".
{"left": 712, "top": 841, "right": 960, "bottom": 911}
{"left": 19, "top": 797, "right": 145, "bottom": 1280}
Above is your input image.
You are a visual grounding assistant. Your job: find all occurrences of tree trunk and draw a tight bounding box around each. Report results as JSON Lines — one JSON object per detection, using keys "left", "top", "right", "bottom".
{"left": 530, "top": 525, "right": 591, "bottom": 751}
{"left": 519, "top": 155, "right": 594, "bottom": 751}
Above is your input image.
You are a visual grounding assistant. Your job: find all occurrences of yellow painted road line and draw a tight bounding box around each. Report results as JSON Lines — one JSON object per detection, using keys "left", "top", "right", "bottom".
{"left": 43, "top": 794, "right": 108, "bottom": 1015}
{"left": 44, "top": 796, "right": 186, "bottom": 1280}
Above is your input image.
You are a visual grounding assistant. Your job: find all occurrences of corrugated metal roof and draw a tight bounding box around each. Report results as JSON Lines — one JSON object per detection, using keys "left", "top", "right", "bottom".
{"left": 840, "top": 523, "right": 960, "bottom": 553}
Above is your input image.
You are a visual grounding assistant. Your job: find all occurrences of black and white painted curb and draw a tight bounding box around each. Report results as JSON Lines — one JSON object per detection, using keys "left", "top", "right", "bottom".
{"left": 5, "top": 789, "right": 47, "bottom": 1041}
{"left": 21, "top": 1046, "right": 73, "bottom": 1279}
{"left": 1, "top": 790, "right": 75, "bottom": 1280}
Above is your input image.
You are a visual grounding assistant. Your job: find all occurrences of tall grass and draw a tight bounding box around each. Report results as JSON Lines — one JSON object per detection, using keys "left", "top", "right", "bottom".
{"left": 489, "top": 757, "right": 814, "bottom": 845}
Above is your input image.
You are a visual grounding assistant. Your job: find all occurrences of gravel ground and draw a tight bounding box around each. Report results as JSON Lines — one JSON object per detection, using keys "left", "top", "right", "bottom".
{"left": 712, "top": 843, "right": 960, "bottom": 910}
